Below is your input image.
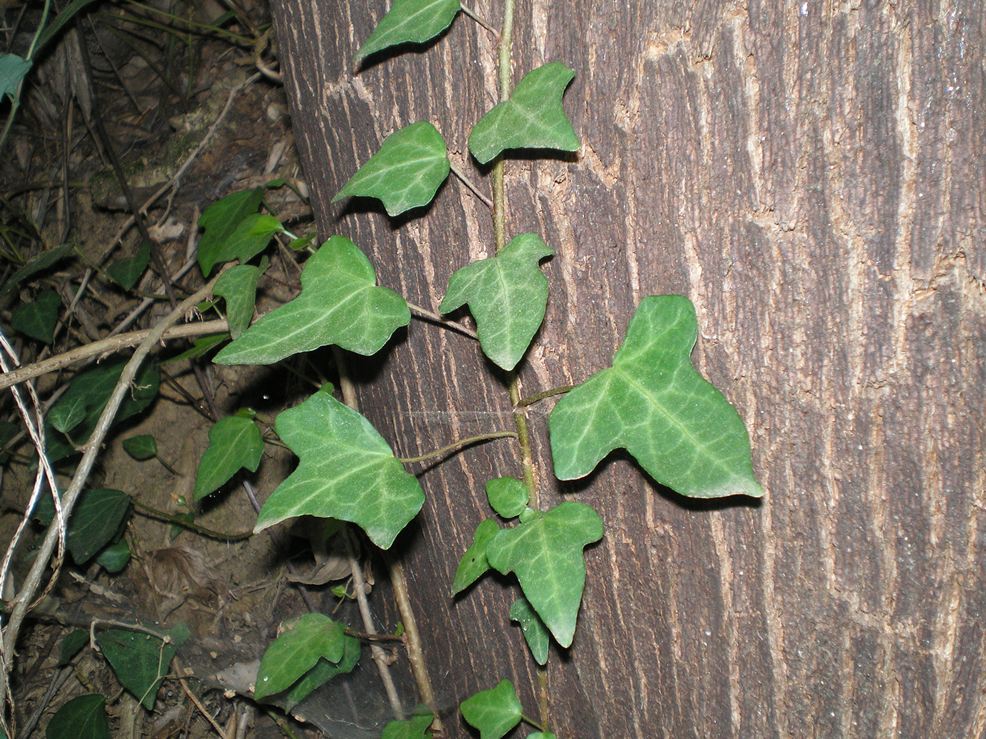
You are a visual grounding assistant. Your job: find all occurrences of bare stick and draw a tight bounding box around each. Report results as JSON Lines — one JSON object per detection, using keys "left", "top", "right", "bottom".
{"left": 0, "top": 272, "right": 225, "bottom": 714}
{"left": 0, "top": 319, "right": 228, "bottom": 391}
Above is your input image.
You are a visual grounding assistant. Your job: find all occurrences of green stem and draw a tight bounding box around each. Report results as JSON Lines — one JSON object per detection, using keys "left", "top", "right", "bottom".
{"left": 132, "top": 501, "right": 252, "bottom": 541}
{"left": 516, "top": 384, "right": 575, "bottom": 408}
{"left": 459, "top": 3, "right": 498, "bottom": 36}
{"left": 521, "top": 712, "right": 547, "bottom": 732}
{"left": 0, "top": 0, "right": 52, "bottom": 156}
{"left": 398, "top": 431, "right": 517, "bottom": 465}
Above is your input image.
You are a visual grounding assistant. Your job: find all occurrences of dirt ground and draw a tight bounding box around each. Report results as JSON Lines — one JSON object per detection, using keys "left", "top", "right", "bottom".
{"left": 0, "top": 2, "right": 410, "bottom": 736}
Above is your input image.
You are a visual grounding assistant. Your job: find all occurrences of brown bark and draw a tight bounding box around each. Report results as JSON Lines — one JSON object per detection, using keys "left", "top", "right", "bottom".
{"left": 269, "top": 0, "right": 985, "bottom": 735}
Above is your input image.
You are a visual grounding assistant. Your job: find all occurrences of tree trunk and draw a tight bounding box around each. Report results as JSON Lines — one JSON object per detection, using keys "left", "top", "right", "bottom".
{"left": 269, "top": 1, "right": 985, "bottom": 735}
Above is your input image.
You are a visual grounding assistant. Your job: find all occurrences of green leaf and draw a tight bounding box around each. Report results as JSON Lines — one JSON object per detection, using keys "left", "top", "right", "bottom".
{"left": 68, "top": 488, "right": 132, "bottom": 565}
{"left": 45, "top": 694, "right": 109, "bottom": 739}
{"left": 459, "top": 679, "right": 522, "bottom": 739}
{"left": 549, "top": 295, "right": 763, "bottom": 499}
{"left": 254, "top": 387, "right": 424, "bottom": 549}
{"left": 451, "top": 518, "right": 499, "bottom": 595}
{"left": 283, "top": 633, "right": 360, "bottom": 710}
{"left": 0, "top": 54, "right": 32, "bottom": 102}
{"left": 10, "top": 289, "right": 60, "bottom": 343}
{"left": 197, "top": 188, "right": 265, "bottom": 276}
{"left": 123, "top": 434, "right": 157, "bottom": 461}
{"left": 0, "top": 243, "right": 74, "bottom": 298}
{"left": 106, "top": 241, "right": 150, "bottom": 290}
{"left": 486, "top": 502, "right": 602, "bottom": 648}
{"left": 485, "top": 477, "right": 529, "bottom": 519}
{"left": 95, "top": 629, "right": 176, "bottom": 710}
{"left": 36, "top": 0, "right": 104, "bottom": 53}
{"left": 355, "top": 0, "right": 460, "bottom": 63}
{"left": 165, "top": 333, "right": 228, "bottom": 363}
{"left": 381, "top": 709, "right": 434, "bottom": 739}
{"left": 59, "top": 629, "right": 88, "bottom": 666}
{"left": 509, "top": 597, "right": 549, "bottom": 666}
{"left": 214, "top": 236, "right": 409, "bottom": 365}
{"left": 255, "top": 614, "right": 347, "bottom": 700}
{"left": 95, "top": 540, "right": 131, "bottom": 573}
{"left": 468, "top": 62, "right": 580, "bottom": 165}
{"left": 214, "top": 263, "right": 261, "bottom": 338}
{"left": 201, "top": 213, "right": 283, "bottom": 277}
{"left": 193, "top": 415, "right": 263, "bottom": 500}
{"left": 46, "top": 361, "right": 159, "bottom": 461}
{"left": 528, "top": 734, "right": 557, "bottom": 738}
{"left": 440, "top": 233, "right": 553, "bottom": 371}
{"left": 333, "top": 121, "right": 449, "bottom": 217}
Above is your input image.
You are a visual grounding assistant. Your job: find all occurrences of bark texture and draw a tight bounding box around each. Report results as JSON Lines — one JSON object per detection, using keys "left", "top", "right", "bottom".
{"left": 270, "top": 0, "right": 985, "bottom": 735}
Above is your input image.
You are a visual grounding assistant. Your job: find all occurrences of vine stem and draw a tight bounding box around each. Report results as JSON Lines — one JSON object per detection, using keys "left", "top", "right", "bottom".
{"left": 459, "top": 3, "right": 498, "bottom": 36}
{"left": 490, "top": 0, "right": 551, "bottom": 728}
{"left": 449, "top": 161, "right": 494, "bottom": 210}
{"left": 407, "top": 302, "right": 479, "bottom": 340}
{"left": 131, "top": 501, "right": 252, "bottom": 541}
{"left": 515, "top": 384, "right": 575, "bottom": 408}
{"left": 331, "top": 347, "right": 441, "bottom": 728}
{"left": 399, "top": 430, "right": 516, "bottom": 465}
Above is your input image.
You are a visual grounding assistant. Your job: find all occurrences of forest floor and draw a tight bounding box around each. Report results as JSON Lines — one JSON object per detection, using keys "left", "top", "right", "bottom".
{"left": 0, "top": 2, "right": 401, "bottom": 736}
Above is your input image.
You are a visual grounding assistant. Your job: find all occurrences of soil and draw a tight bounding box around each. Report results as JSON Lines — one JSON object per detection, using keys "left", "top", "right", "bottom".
{"left": 0, "top": 3, "right": 407, "bottom": 736}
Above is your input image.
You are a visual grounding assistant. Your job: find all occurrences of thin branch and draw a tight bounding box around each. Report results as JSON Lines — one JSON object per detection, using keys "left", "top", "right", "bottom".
{"left": 0, "top": 319, "right": 229, "bottom": 391}
{"left": 132, "top": 501, "right": 252, "bottom": 541}
{"left": 515, "top": 384, "right": 575, "bottom": 408}
{"left": 398, "top": 431, "right": 517, "bottom": 465}
{"left": 459, "top": 3, "right": 498, "bottom": 36}
{"left": 449, "top": 161, "right": 494, "bottom": 210}
{"left": 407, "top": 302, "right": 478, "bottom": 340}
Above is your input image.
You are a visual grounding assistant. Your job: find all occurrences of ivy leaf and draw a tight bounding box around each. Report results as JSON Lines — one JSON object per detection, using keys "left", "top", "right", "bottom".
{"left": 255, "top": 614, "right": 347, "bottom": 700}
{"left": 451, "top": 518, "right": 499, "bottom": 595}
{"left": 59, "top": 629, "right": 88, "bottom": 666}
{"left": 529, "top": 734, "right": 557, "bottom": 739}
{"left": 333, "top": 121, "right": 449, "bottom": 217}
{"left": 468, "top": 62, "right": 580, "bottom": 165}
{"left": 440, "top": 233, "right": 552, "bottom": 371}
{"left": 459, "top": 679, "right": 522, "bottom": 739}
{"left": 165, "top": 333, "right": 227, "bottom": 363}
{"left": 254, "top": 387, "right": 424, "bottom": 549}
{"left": 45, "top": 694, "right": 109, "bottom": 739}
{"left": 0, "top": 243, "right": 73, "bottom": 299}
{"left": 283, "top": 633, "right": 360, "bottom": 710}
{"left": 509, "top": 597, "right": 549, "bottom": 666}
{"left": 0, "top": 54, "right": 32, "bottom": 102}
{"left": 95, "top": 629, "right": 176, "bottom": 710}
{"left": 123, "top": 434, "right": 157, "bottom": 461}
{"left": 40, "top": 488, "right": 131, "bottom": 566}
{"left": 381, "top": 709, "right": 434, "bottom": 739}
{"left": 356, "top": 0, "right": 460, "bottom": 64}
{"left": 549, "top": 295, "right": 763, "bottom": 499}
{"left": 214, "top": 236, "right": 409, "bottom": 365}
{"left": 486, "top": 502, "right": 603, "bottom": 648}
{"left": 200, "top": 213, "right": 283, "bottom": 277}
{"left": 197, "top": 188, "right": 266, "bottom": 276}
{"left": 194, "top": 415, "right": 263, "bottom": 500}
{"left": 485, "top": 477, "right": 528, "bottom": 519}
{"left": 95, "top": 540, "right": 131, "bottom": 573}
{"left": 213, "top": 263, "right": 261, "bottom": 339}
{"left": 11, "top": 289, "right": 61, "bottom": 344}
{"left": 106, "top": 240, "right": 150, "bottom": 290}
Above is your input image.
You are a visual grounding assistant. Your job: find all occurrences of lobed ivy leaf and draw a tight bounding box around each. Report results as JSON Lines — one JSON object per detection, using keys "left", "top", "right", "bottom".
{"left": 283, "top": 632, "right": 360, "bottom": 710}
{"left": 32, "top": 488, "right": 131, "bottom": 566}
{"left": 213, "top": 263, "right": 261, "bottom": 339}
{"left": 123, "top": 434, "right": 157, "bottom": 461}
{"left": 468, "top": 62, "right": 580, "bottom": 165}
{"left": 440, "top": 233, "right": 553, "bottom": 371}
{"left": 106, "top": 240, "right": 150, "bottom": 290}
{"left": 333, "top": 121, "right": 449, "bottom": 216}
{"left": 254, "top": 387, "right": 424, "bottom": 549}
{"left": 10, "top": 289, "right": 61, "bottom": 344}
{"left": 194, "top": 414, "right": 263, "bottom": 500}
{"left": 255, "top": 613, "right": 347, "bottom": 700}
{"left": 197, "top": 188, "right": 266, "bottom": 276}
{"left": 486, "top": 501, "right": 603, "bottom": 647}
{"left": 95, "top": 629, "right": 176, "bottom": 710}
{"left": 549, "top": 295, "right": 763, "bottom": 499}
{"left": 459, "top": 679, "right": 522, "bottom": 739}
{"left": 356, "top": 0, "right": 460, "bottom": 64}
{"left": 381, "top": 709, "right": 434, "bottom": 738}
{"left": 509, "top": 597, "right": 549, "bottom": 666}
{"left": 45, "top": 694, "right": 109, "bottom": 739}
{"left": 451, "top": 518, "right": 499, "bottom": 595}
{"left": 485, "top": 477, "right": 528, "bottom": 519}
{"left": 214, "top": 236, "right": 409, "bottom": 365}
{"left": 0, "top": 54, "right": 32, "bottom": 102}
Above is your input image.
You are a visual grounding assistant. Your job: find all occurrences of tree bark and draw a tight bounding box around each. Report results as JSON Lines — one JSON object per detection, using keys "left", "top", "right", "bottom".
{"left": 269, "top": 0, "right": 985, "bottom": 735}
